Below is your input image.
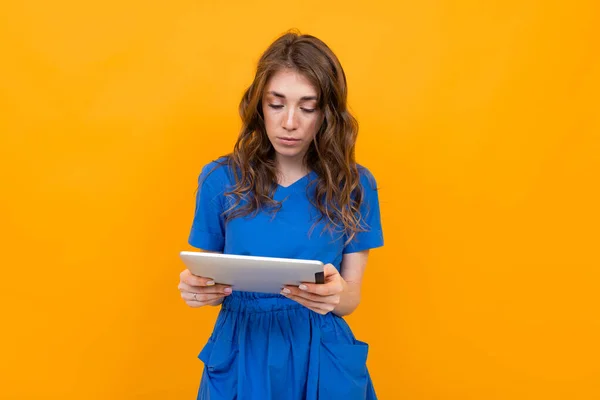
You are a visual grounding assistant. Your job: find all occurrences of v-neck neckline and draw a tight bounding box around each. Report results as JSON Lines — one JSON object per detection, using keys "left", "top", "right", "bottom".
{"left": 277, "top": 171, "right": 314, "bottom": 192}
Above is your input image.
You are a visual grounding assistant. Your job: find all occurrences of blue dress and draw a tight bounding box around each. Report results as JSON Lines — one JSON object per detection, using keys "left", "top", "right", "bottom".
{"left": 188, "top": 159, "right": 384, "bottom": 400}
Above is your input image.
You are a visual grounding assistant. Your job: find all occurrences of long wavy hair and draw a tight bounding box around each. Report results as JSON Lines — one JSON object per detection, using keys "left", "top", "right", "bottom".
{"left": 221, "top": 31, "right": 365, "bottom": 242}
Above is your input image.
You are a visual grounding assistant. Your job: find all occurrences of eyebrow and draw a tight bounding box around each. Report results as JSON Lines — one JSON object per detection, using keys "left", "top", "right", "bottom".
{"left": 267, "top": 91, "right": 318, "bottom": 101}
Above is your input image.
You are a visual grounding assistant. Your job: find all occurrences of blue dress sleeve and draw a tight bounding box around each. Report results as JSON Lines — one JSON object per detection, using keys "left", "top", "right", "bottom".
{"left": 188, "top": 163, "right": 226, "bottom": 251}
{"left": 343, "top": 167, "right": 384, "bottom": 254}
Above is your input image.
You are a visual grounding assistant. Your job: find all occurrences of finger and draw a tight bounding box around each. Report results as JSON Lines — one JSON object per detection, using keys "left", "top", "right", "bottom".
{"left": 184, "top": 297, "right": 223, "bottom": 308}
{"left": 291, "top": 296, "right": 334, "bottom": 315}
{"left": 282, "top": 286, "right": 340, "bottom": 305}
{"left": 290, "top": 280, "right": 343, "bottom": 296}
{"left": 323, "top": 263, "right": 340, "bottom": 278}
{"left": 294, "top": 264, "right": 343, "bottom": 296}
{"left": 181, "top": 291, "right": 226, "bottom": 303}
{"left": 181, "top": 270, "right": 220, "bottom": 287}
{"left": 183, "top": 294, "right": 225, "bottom": 308}
{"left": 178, "top": 282, "right": 232, "bottom": 295}
{"left": 282, "top": 293, "right": 335, "bottom": 315}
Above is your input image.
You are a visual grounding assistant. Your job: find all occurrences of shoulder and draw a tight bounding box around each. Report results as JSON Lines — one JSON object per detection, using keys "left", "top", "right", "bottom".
{"left": 356, "top": 164, "right": 378, "bottom": 192}
{"left": 198, "top": 156, "right": 234, "bottom": 187}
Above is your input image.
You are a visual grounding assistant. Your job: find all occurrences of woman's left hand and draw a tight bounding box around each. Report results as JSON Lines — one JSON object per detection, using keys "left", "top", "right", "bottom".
{"left": 281, "top": 264, "right": 345, "bottom": 315}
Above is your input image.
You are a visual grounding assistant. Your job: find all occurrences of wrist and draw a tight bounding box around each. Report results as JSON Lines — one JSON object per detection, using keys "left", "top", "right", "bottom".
{"left": 333, "top": 278, "right": 360, "bottom": 317}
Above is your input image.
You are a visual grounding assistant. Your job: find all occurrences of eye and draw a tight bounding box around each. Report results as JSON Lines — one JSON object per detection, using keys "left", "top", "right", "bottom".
{"left": 268, "top": 104, "right": 284, "bottom": 110}
{"left": 301, "top": 108, "right": 316, "bottom": 113}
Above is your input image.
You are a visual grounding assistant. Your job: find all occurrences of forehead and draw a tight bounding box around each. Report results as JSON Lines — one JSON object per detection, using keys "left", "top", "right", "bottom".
{"left": 265, "top": 69, "right": 318, "bottom": 99}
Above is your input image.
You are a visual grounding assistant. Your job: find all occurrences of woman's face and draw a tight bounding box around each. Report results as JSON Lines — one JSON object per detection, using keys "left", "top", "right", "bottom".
{"left": 262, "top": 69, "right": 323, "bottom": 164}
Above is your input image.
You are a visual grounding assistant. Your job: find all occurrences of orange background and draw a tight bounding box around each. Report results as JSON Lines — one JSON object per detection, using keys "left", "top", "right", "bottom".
{"left": 1, "top": 0, "right": 599, "bottom": 399}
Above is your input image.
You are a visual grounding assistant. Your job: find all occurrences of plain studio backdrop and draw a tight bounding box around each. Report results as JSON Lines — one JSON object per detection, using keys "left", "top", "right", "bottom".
{"left": 1, "top": 0, "right": 599, "bottom": 399}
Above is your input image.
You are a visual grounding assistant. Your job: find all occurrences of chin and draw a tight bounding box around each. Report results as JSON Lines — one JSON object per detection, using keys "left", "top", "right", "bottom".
{"left": 273, "top": 146, "right": 304, "bottom": 159}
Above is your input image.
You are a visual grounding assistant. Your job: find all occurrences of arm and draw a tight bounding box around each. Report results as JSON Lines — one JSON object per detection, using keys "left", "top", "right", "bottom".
{"left": 179, "top": 249, "right": 231, "bottom": 307}
{"left": 183, "top": 162, "right": 229, "bottom": 308}
{"left": 281, "top": 250, "right": 371, "bottom": 317}
{"left": 333, "top": 250, "right": 370, "bottom": 317}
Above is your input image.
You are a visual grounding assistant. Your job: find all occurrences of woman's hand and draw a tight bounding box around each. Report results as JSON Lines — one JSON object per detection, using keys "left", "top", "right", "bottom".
{"left": 178, "top": 269, "right": 232, "bottom": 308}
{"left": 281, "top": 264, "right": 345, "bottom": 315}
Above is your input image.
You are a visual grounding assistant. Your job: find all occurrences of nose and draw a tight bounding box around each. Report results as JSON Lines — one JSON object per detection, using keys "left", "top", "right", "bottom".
{"left": 281, "top": 108, "right": 298, "bottom": 131}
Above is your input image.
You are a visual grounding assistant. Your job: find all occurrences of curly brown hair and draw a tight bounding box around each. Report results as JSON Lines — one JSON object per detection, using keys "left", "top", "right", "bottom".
{"left": 220, "top": 30, "right": 366, "bottom": 243}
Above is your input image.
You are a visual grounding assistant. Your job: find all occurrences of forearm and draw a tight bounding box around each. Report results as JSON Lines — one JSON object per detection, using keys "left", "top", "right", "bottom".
{"left": 332, "top": 280, "right": 362, "bottom": 317}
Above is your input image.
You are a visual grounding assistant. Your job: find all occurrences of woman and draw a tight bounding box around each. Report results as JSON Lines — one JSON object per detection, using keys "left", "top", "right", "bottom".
{"left": 178, "top": 31, "right": 384, "bottom": 400}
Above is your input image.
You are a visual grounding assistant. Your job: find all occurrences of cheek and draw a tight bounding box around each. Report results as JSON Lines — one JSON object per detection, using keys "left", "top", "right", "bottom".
{"left": 262, "top": 108, "right": 277, "bottom": 133}
{"left": 306, "top": 114, "right": 323, "bottom": 137}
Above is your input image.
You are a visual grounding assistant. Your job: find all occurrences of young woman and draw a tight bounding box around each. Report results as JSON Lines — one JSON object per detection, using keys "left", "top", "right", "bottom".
{"left": 178, "top": 31, "right": 384, "bottom": 400}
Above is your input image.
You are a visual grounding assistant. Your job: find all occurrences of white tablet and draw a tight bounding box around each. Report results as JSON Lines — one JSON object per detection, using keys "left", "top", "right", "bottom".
{"left": 179, "top": 251, "right": 325, "bottom": 294}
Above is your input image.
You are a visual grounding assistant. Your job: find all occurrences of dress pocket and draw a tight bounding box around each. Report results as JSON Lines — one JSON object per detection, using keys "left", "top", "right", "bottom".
{"left": 198, "top": 338, "right": 239, "bottom": 395}
{"left": 318, "top": 339, "right": 370, "bottom": 400}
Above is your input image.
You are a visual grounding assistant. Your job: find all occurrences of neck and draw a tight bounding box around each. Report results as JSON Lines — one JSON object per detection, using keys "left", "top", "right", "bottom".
{"left": 275, "top": 153, "right": 309, "bottom": 180}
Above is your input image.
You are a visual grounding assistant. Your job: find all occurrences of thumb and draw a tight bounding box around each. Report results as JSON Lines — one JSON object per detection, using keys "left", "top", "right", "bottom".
{"left": 323, "top": 263, "right": 339, "bottom": 277}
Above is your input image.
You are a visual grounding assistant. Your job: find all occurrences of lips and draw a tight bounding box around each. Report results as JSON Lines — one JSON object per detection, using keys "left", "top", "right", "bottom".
{"left": 277, "top": 137, "right": 301, "bottom": 146}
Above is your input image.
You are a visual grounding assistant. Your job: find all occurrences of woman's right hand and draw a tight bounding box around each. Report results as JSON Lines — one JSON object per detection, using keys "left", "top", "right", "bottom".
{"left": 178, "top": 269, "right": 232, "bottom": 308}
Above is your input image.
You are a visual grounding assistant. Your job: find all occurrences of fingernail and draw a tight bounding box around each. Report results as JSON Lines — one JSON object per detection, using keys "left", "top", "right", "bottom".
{"left": 224, "top": 287, "right": 232, "bottom": 294}
{"left": 282, "top": 288, "right": 291, "bottom": 294}
{"left": 299, "top": 284, "right": 308, "bottom": 291}
{"left": 206, "top": 280, "right": 215, "bottom": 286}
